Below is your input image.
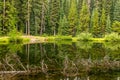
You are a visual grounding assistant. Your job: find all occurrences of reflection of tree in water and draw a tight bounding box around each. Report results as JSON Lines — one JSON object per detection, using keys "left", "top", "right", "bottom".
{"left": 0, "top": 43, "right": 119, "bottom": 79}
{"left": 76, "top": 41, "right": 93, "bottom": 51}
{"left": 103, "top": 42, "right": 120, "bottom": 60}
{"left": 104, "top": 42, "right": 120, "bottom": 51}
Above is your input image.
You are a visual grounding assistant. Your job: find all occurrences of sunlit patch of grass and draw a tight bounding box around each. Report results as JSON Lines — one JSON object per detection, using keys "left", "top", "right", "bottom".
{"left": 55, "top": 36, "right": 72, "bottom": 41}
{"left": 0, "top": 37, "right": 9, "bottom": 44}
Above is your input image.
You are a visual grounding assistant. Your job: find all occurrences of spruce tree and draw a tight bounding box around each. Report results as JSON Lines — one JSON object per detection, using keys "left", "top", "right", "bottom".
{"left": 2, "top": 0, "right": 17, "bottom": 35}
{"left": 91, "top": 8, "right": 100, "bottom": 38}
{"left": 113, "top": 0, "right": 120, "bottom": 21}
{"left": 32, "top": 0, "right": 47, "bottom": 35}
{"left": 112, "top": 21, "right": 120, "bottom": 34}
{"left": 68, "top": 0, "right": 78, "bottom": 36}
{"left": 77, "top": 0, "right": 90, "bottom": 35}
{"left": 49, "top": 0, "right": 60, "bottom": 36}
{"left": 100, "top": 8, "right": 106, "bottom": 37}
{"left": 58, "top": 15, "right": 69, "bottom": 35}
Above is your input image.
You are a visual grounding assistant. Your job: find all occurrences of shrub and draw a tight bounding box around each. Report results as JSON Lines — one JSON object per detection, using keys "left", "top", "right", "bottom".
{"left": 77, "top": 32, "right": 93, "bottom": 41}
{"left": 105, "top": 32, "right": 120, "bottom": 42}
{"left": 112, "top": 21, "right": 120, "bottom": 34}
{"left": 8, "top": 29, "right": 23, "bottom": 43}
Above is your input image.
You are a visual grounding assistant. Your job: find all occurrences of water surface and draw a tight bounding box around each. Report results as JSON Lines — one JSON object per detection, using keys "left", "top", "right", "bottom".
{"left": 0, "top": 42, "right": 119, "bottom": 80}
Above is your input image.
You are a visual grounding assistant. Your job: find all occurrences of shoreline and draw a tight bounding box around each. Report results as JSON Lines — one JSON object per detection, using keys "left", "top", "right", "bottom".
{"left": 0, "top": 35, "right": 115, "bottom": 44}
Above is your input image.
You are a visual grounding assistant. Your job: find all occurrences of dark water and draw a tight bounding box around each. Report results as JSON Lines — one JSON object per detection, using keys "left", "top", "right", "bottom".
{"left": 0, "top": 41, "right": 119, "bottom": 80}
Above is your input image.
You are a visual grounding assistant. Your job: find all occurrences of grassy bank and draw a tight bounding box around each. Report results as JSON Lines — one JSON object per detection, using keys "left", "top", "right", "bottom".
{"left": 0, "top": 36, "right": 30, "bottom": 44}
{"left": 0, "top": 33, "right": 120, "bottom": 44}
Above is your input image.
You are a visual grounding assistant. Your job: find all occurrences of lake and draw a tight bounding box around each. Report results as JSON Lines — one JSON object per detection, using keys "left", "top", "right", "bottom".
{"left": 0, "top": 41, "right": 119, "bottom": 80}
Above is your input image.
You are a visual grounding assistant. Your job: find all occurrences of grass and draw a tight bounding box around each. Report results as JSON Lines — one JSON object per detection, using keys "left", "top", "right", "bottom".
{"left": 0, "top": 33, "right": 120, "bottom": 44}
{"left": 0, "top": 36, "right": 30, "bottom": 44}
{"left": 0, "top": 37, "right": 9, "bottom": 44}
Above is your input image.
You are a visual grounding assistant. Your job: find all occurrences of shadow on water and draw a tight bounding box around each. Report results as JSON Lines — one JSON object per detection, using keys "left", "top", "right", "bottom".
{"left": 0, "top": 41, "right": 119, "bottom": 80}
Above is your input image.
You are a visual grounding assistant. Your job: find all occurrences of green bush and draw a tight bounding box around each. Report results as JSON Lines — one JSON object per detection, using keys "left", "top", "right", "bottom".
{"left": 77, "top": 32, "right": 93, "bottom": 41}
{"left": 8, "top": 29, "right": 23, "bottom": 43}
{"left": 112, "top": 21, "right": 120, "bottom": 34}
{"left": 105, "top": 32, "right": 120, "bottom": 42}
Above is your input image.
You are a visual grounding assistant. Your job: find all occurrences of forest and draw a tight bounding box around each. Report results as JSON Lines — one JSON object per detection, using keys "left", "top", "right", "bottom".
{"left": 0, "top": 0, "right": 120, "bottom": 79}
{"left": 0, "top": 0, "right": 120, "bottom": 39}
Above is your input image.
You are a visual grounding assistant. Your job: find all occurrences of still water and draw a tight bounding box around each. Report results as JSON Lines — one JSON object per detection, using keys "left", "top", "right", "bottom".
{"left": 0, "top": 41, "right": 119, "bottom": 80}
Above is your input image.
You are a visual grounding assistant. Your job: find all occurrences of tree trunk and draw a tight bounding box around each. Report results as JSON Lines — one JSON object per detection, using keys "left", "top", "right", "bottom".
{"left": 3, "top": 0, "right": 5, "bottom": 31}
{"left": 40, "top": 1, "right": 44, "bottom": 35}
{"left": 27, "top": 0, "right": 30, "bottom": 35}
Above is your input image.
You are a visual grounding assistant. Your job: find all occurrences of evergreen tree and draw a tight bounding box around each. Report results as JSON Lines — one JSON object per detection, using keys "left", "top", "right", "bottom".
{"left": 1, "top": 0, "right": 17, "bottom": 35}
{"left": 100, "top": 8, "right": 106, "bottom": 37}
{"left": 64, "top": 0, "right": 71, "bottom": 17}
{"left": 49, "top": 0, "right": 60, "bottom": 36}
{"left": 58, "top": 15, "right": 69, "bottom": 35}
{"left": 68, "top": 0, "right": 78, "bottom": 36}
{"left": 113, "top": 0, "right": 120, "bottom": 21}
{"left": 32, "top": 0, "right": 47, "bottom": 35}
{"left": 91, "top": 8, "right": 100, "bottom": 37}
{"left": 15, "top": 0, "right": 28, "bottom": 33}
{"left": 77, "top": 0, "right": 90, "bottom": 35}
{"left": 77, "top": 0, "right": 83, "bottom": 14}
{"left": 112, "top": 21, "right": 120, "bottom": 34}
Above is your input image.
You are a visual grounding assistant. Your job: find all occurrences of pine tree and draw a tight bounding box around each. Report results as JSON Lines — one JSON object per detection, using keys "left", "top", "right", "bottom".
{"left": 15, "top": 0, "right": 28, "bottom": 33}
{"left": 91, "top": 8, "right": 100, "bottom": 37}
{"left": 68, "top": 0, "right": 78, "bottom": 36}
{"left": 32, "top": 0, "right": 47, "bottom": 35}
{"left": 112, "top": 21, "right": 120, "bottom": 34}
{"left": 1, "top": 0, "right": 17, "bottom": 35}
{"left": 64, "top": 0, "right": 71, "bottom": 17}
{"left": 113, "top": 0, "right": 120, "bottom": 21}
{"left": 49, "top": 0, "right": 60, "bottom": 36}
{"left": 100, "top": 8, "right": 106, "bottom": 37}
{"left": 58, "top": 15, "right": 69, "bottom": 35}
{"left": 77, "top": 0, "right": 90, "bottom": 35}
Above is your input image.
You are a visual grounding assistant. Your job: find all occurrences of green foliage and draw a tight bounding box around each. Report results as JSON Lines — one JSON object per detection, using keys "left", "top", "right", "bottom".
{"left": 77, "top": 32, "right": 93, "bottom": 41}
{"left": 76, "top": 41, "right": 93, "bottom": 50}
{"left": 100, "top": 8, "right": 106, "bottom": 37}
{"left": 68, "top": 0, "right": 78, "bottom": 36}
{"left": 55, "top": 36, "right": 72, "bottom": 41}
{"left": 104, "top": 42, "right": 120, "bottom": 51}
{"left": 105, "top": 32, "right": 120, "bottom": 42}
{"left": 3, "top": 1, "right": 17, "bottom": 35}
{"left": 112, "top": 21, "right": 120, "bottom": 34}
{"left": 8, "top": 43, "right": 23, "bottom": 53}
{"left": 91, "top": 8, "right": 100, "bottom": 38}
{"left": 0, "top": 38, "right": 9, "bottom": 43}
{"left": 0, "top": 0, "right": 120, "bottom": 38}
{"left": 58, "top": 15, "right": 69, "bottom": 35}
{"left": 49, "top": 0, "right": 60, "bottom": 35}
{"left": 77, "top": 0, "right": 90, "bottom": 34}
{"left": 113, "top": 0, "right": 120, "bottom": 21}
{"left": 8, "top": 28, "right": 22, "bottom": 43}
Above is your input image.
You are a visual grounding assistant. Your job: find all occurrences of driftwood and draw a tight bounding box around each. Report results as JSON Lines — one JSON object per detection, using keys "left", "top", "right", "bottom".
{"left": 0, "top": 70, "right": 41, "bottom": 75}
